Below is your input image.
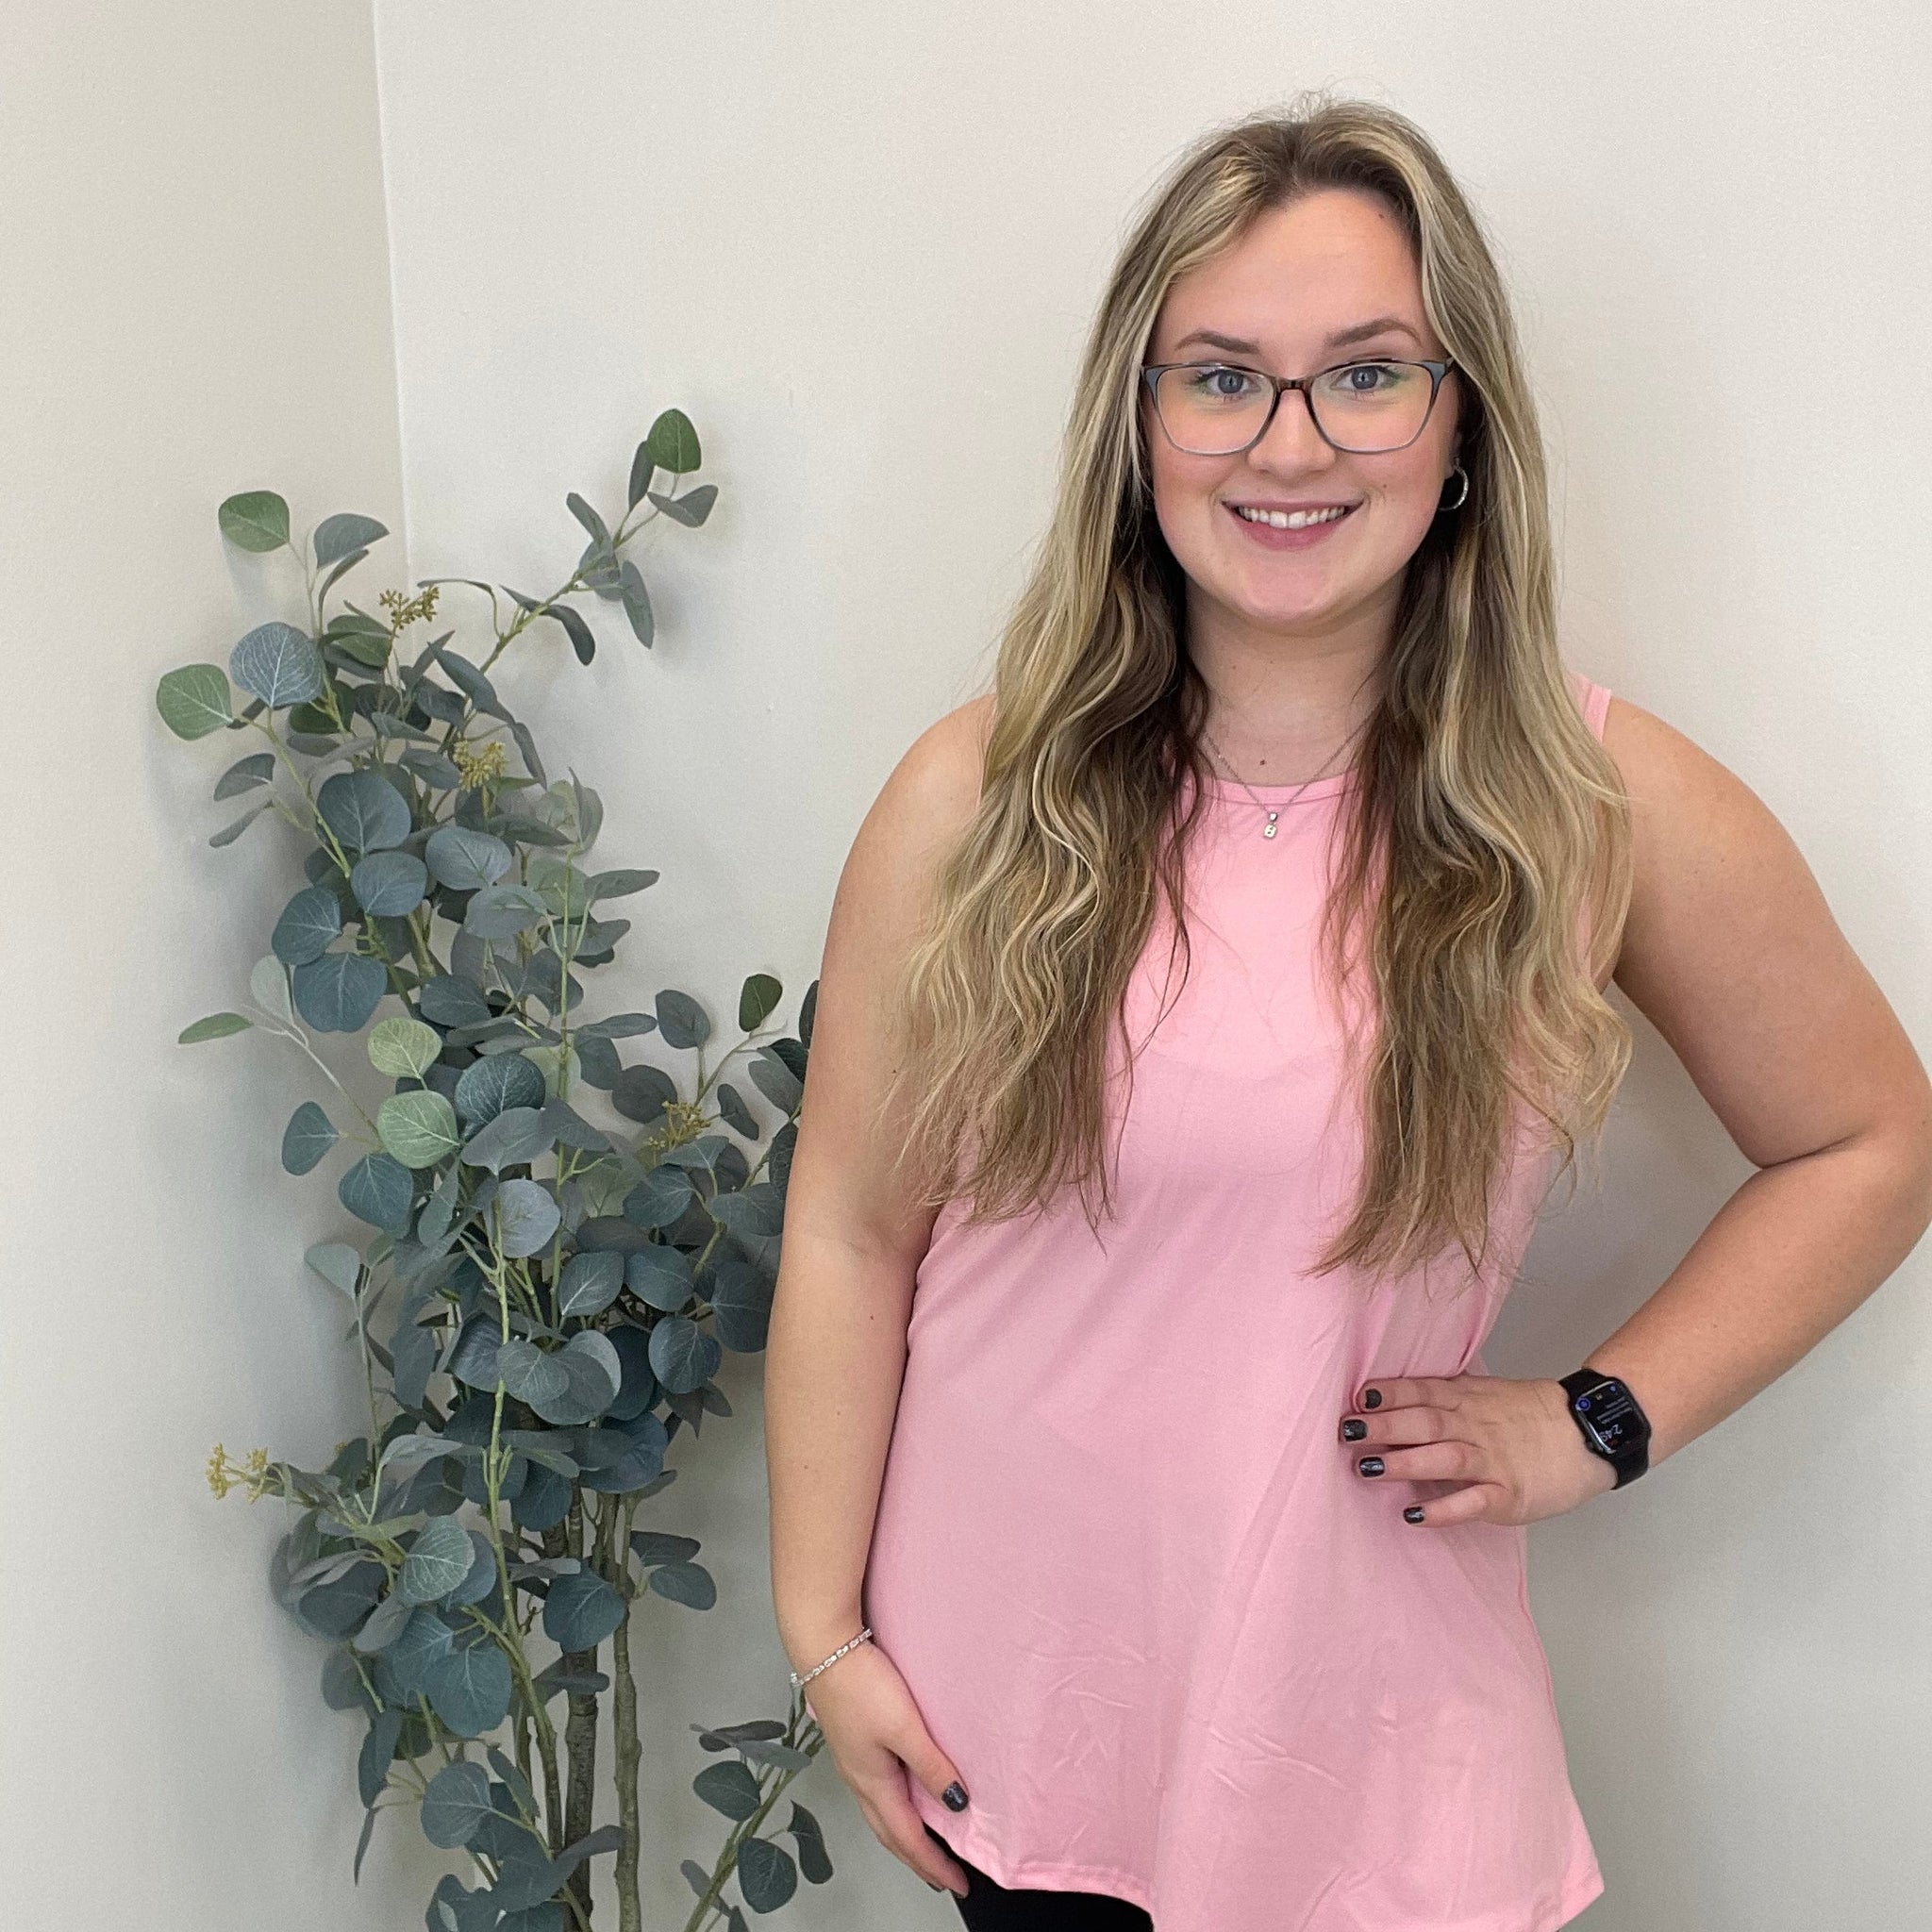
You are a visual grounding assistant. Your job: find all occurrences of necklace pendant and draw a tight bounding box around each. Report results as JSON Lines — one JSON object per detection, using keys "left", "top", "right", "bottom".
{"left": 1262, "top": 811, "right": 1279, "bottom": 838}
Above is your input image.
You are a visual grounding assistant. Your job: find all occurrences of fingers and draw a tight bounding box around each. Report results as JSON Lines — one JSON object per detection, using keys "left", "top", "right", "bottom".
{"left": 1338, "top": 1403, "right": 1452, "bottom": 1448}
{"left": 1353, "top": 1374, "right": 1460, "bottom": 1413}
{"left": 860, "top": 1777, "right": 971, "bottom": 1897}
{"left": 1353, "top": 1437, "right": 1481, "bottom": 1484}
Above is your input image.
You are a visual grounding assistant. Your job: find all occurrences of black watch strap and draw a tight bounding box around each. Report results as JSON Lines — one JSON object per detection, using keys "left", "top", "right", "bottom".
{"left": 1558, "top": 1367, "right": 1652, "bottom": 1488}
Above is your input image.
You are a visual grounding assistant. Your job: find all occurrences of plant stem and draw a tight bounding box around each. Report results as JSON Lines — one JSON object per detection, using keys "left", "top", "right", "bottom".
{"left": 611, "top": 1495, "right": 644, "bottom": 1932}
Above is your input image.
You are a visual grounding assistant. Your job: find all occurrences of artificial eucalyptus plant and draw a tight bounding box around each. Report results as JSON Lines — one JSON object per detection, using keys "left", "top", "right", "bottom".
{"left": 163, "top": 412, "right": 837, "bottom": 1930}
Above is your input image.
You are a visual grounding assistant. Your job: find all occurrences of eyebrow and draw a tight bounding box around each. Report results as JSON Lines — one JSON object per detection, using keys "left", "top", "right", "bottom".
{"left": 1170, "top": 316, "right": 1424, "bottom": 357}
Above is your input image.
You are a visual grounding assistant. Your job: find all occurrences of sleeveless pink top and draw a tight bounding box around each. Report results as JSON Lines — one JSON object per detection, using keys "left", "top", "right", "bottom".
{"left": 861, "top": 671, "right": 1613, "bottom": 1930}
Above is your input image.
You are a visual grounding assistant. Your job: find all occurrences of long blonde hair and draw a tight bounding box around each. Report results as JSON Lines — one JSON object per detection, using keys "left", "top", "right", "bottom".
{"left": 882, "top": 92, "right": 1633, "bottom": 1290}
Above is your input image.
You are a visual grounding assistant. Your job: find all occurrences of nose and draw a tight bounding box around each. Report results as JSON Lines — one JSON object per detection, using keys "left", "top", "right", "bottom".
{"left": 1248, "top": 384, "right": 1336, "bottom": 470}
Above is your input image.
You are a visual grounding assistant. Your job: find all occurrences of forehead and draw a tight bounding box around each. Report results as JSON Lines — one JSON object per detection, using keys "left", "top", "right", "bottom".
{"left": 1152, "top": 187, "right": 1432, "bottom": 359}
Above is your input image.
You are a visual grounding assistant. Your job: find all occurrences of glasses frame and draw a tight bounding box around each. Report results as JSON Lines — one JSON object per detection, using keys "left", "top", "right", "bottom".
{"left": 1140, "top": 356, "right": 1457, "bottom": 457}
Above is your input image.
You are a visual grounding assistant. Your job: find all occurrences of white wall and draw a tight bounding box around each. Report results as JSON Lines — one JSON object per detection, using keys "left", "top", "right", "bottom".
{"left": 372, "top": 7, "right": 1932, "bottom": 1929}
{"left": 0, "top": 4, "right": 441, "bottom": 1924}
{"left": 5, "top": 3, "right": 1924, "bottom": 1926}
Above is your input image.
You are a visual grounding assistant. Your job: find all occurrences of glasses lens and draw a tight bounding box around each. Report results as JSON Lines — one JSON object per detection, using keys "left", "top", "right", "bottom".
{"left": 1153, "top": 360, "right": 1437, "bottom": 455}
{"left": 1153, "top": 364, "right": 1274, "bottom": 455}
{"left": 1307, "top": 360, "right": 1435, "bottom": 453}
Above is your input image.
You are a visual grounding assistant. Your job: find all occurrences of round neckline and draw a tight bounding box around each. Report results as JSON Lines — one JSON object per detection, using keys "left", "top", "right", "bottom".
{"left": 1197, "top": 765, "right": 1357, "bottom": 805}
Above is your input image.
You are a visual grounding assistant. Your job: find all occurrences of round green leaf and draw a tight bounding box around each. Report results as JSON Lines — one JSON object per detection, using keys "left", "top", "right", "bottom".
{"left": 524, "top": 1330, "right": 621, "bottom": 1425}
{"left": 398, "top": 1516, "right": 472, "bottom": 1606}
{"left": 219, "top": 490, "right": 290, "bottom": 552}
{"left": 316, "top": 768, "right": 410, "bottom": 853}
{"left": 378, "top": 1091, "right": 461, "bottom": 1170}
{"left": 282, "top": 1101, "right": 337, "bottom": 1174}
{"left": 305, "top": 1241, "right": 361, "bottom": 1299}
{"left": 455, "top": 1053, "right": 546, "bottom": 1126}
{"left": 425, "top": 825, "right": 512, "bottom": 891}
{"left": 462, "top": 884, "right": 547, "bottom": 941}
{"left": 541, "top": 1572, "right": 625, "bottom": 1652}
{"left": 423, "top": 1640, "right": 512, "bottom": 1738}
{"left": 419, "top": 974, "right": 491, "bottom": 1027}
{"left": 156, "top": 664, "right": 234, "bottom": 740}
{"left": 351, "top": 850, "right": 428, "bottom": 917}
{"left": 421, "top": 1760, "right": 492, "bottom": 1850}
{"left": 460, "top": 1106, "right": 555, "bottom": 1174}
{"left": 178, "top": 1011, "right": 251, "bottom": 1044}
{"left": 369, "top": 1016, "right": 441, "bottom": 1079}
{"left": 314, "top": 512, "right": 389, "bottom": 570}
{"left": 557, "top": 1251, "right": 623, "bottom": 1320}
{"left": 648, "top": 1315, "right": 720, "bottom": 1395}
{"left": 654, "top": 989, "right": 710, "bottom": 1050}
{"left": 496, "top": 1338, "right": 571, "bottom": 1411}
{"left": 645, "top": 406, "right": 701, "bottom": 476}
{"left": 271, "top": 885, "right": 342, "bottom": 967}
{"left": 495, "top": 1178, "right": 560, "bottom": 1258}
{"left": 738, "top": 973, "right": 783, "bottom": 1031}
{"left": 292, "top": 952, "right": 387, "bottom": 1033}
{"left": 230, "top": 622, "right": 325, "bottom": 708}
{"left": 339, "top": 1152, "right": 415, "bottom": 1232}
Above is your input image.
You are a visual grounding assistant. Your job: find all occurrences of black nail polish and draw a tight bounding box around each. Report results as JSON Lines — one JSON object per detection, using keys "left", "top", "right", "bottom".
{"left": 1404, "top": 1506, "right": 1426, "bottom": 1524}
{"left": 1361, "top": 1388, "right": 1382, "bottom": 1408}
{"left": 942, "top": 1782, "right": 969, "bottom": 1810}
{"left": 1341, "top": 1418, "right": 1367, "bottom": 1441}
{"left": 1357, "top": 1456, "right": 1385, "bottom": 1476}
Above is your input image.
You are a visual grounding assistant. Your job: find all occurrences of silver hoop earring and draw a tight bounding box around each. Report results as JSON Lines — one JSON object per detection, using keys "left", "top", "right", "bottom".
{"left": 1435, "top": 464, "right": 1470, "bottom": 514}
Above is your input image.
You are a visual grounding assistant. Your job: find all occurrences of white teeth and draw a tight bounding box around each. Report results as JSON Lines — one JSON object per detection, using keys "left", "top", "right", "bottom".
{"left": 1234, "top": 504, "right": 1352, "bottom": 529}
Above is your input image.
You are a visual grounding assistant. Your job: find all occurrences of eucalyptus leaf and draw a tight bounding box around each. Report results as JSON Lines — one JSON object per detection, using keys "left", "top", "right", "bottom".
{"left": 654, "top": 988, "right": 710, "bottom": 1050}
{"left": 426, "top": 825, "right": 512, "bottom": 891}
{"left": 378, "top": 1091, "right": 462, "bottom": 1170}
{"left": 423, "top": 1640, "right": 512, "bottom": 1737}
{"left": 213, "top": 751, "right": 276, "bottom": 799}
{"left": 339, "top": 1152, "right": 416, "bottom": 1232}
{"left": 305, "top": 1241, "right": 362, "bottom": 1300}
{"left": 292, "top": 951, "right": 387, "bottom": 1033}
{"left": 455, "top": 1053, "right": 546, "bottom": 1126}
{"left": 645, "top": 406, "right": 702, "bottom": 475}
{"left": 421, "top": 1760, "right": 493, "bottom": 1850}
{"left": 208, "top": 801, "right": 269, "bottom": 847}
{"left": 541, "top": 1572, "right": 625, "bottom": 1652}
{"left": 243, "top": 957, "right": 293, "bottom": 1029}
{"left": 219, "top": 490, "right": 290, "bottom": 552}
{"left": 463, "top": 884, "right": 548, "bottom": 941}
{"left": 351, "top": 850, "right": 428, "bottom": 917}
{"left": 565, "top": 491, "right": 610, "bottom": 546}
{"left": 420, "top": 975, "right": 493, "bottom": 1028}
{"left": 555, "top": 1250, "right": 623, "bottom": 1319}
{"left": 617, "top": 560, "right": 654, "bottom": 648}
{"left": 646, "top": 482, "right": 718, "bottom": 527}
{"left": 178, "top": 1012, "right": 251, "bottom": 1044}
{"left": 356, "top": 1707, "right": 403, "bottom": 1810}
{"left": 494, "top": 1178, "right": 560, "bottom": 1258}
{"left": 314, "top": 512, "right": 389, "bottom": 569}
{"left": 496, "top": 1339, "right": 571, "bottom": 1411}
{"left": 281, "top": 1101, "right": 337, "bottom": 1175}
{"left": 461, "top": 1106, "right": 555, "bottom": 1174}
{"left": 398, "top": 1515, "right": 473, "bottom": 1605}
{"left": 230, "top": 622, "right": 325, "bottom": 708}
{"left": 156, "top": 664, "right": 234, "bottom": 740}
{"left": 316, "top": 768, "right": 410, "bottom": 853}
{"left": 369, "top": 1016, "right": 442, "bottom": 1079}
{"left": 270, "top": 885, "right": 342, "bottom": 967}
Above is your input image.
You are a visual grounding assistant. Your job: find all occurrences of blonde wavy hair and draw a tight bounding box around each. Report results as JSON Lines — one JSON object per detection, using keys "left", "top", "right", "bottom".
{"left": 881, "top": 91, "right": 1633, "bottom": 1290}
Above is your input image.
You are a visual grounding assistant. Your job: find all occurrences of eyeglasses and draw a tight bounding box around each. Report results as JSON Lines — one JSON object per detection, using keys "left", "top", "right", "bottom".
{"left": 1141, "top": 357, "right": 1457, "bottom": 457}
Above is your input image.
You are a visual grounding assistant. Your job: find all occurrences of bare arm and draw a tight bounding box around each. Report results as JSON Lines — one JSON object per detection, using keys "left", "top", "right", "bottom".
{"left": 1583, "top": 694, "right": 1932, "bottom": 1463}
{"left": 764, "top": 696, "right": 994, "bottom": 1678}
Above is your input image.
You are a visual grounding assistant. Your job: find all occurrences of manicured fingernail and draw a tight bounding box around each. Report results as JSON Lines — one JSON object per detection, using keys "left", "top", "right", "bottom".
{"left": 1357, "top": 1457, "right": 1385, "bottom": 1476}
{"left": 1404, "top": 1506, "right": 1426, "bottom": 1524}
{"left": 1341, "top": 1418, "right": 1367, "bottom": 1441}
{"left": 943, "top": 1782, "right": 969, "bottom": 1810}
{"left": 1361, "top": 1388, "right": 1382, "bottom": 1408}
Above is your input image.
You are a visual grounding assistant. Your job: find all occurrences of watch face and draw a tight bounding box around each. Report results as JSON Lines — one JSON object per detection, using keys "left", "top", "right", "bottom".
{"left": 1574, "top": 1377, "right": 1650, "bottom": 1454}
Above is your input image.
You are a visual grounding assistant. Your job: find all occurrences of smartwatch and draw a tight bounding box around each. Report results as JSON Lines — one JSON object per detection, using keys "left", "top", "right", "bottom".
{"left": 1557, "top": 1367, "right": 1652, "bottom": 1489}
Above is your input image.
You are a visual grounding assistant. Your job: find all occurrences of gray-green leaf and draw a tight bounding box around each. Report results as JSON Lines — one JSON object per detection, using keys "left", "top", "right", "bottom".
{"left": 421, "top": 1760, "right": 493, "bottom": 1849}
{"left": 399, "top": 1516, "right": 474, "bottom": 1606}
{"left": 314, "top": 512, "right": 389, "bottom": 569}
{"left": 292, "top": 952, "right": 387, "bottom": 1033}
{"left": 156, "top": 664, "right": 234, "bottom": 740}
{"left": 494, "top": 1179, "right": 560, "bottom": 1258}
{"left": 350, "top": 850, "right": 427, "bottom": 917}
{"left": 426, "top": 825, "right": 513, "bottom": 891}
{"left": 213, "top": 751, "right": 277, "bottom": 799}
{"left": 282, "top": 1101, "right": 337, "bottom": 1174}
{"left": 316, "top": 769, "right": 410, "bottom": 853}
{"left": 178, "top": 1011, "right": 251, "bottom": 1044}
{"left": 541, "top": 1572, "right": 625, "bottom": 1652}
{"left": 271, "top": 885, "right": 342, "bottom": 967}
{"left": 369, "top": 1016, "right": 441, "bottom": 1079}
{"left": 230, "top": 622, "right": 325, "bottom": 708}
{"left": 378, "top": 1091, "right": 462, "bottom": 1170}
{"left": 461, "top": 1105, "right": 555, "bottom": 1174}
{"left": 219, "top": 490, "right": 291, "bottom": 552}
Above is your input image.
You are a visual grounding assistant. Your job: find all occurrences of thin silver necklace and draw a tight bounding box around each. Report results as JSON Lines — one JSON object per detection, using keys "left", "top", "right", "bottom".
{"left": 1198, "top": 713, "right": 1368, "bottom": 839}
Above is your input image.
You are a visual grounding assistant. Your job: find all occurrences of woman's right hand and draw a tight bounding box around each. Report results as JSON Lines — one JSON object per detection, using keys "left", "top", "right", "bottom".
{"left": 802, "top": 1640, "right": 974, "bottom": 1900}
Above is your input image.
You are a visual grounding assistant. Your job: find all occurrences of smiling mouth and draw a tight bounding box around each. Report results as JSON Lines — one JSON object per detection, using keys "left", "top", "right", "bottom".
{"left": 1226, "top": 501, "right": 1358, "bottom": 530}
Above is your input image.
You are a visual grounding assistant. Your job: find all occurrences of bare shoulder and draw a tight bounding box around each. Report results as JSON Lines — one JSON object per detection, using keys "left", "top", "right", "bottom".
{"left": 841, "top": 693, "right": 993, "bottom": 896}
{"left": 1599, "top": 691, "right": 1926, "bottom": 1164}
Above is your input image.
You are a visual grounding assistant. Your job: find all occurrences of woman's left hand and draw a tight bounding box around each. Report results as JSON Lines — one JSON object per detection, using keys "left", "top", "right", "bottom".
{"left": 1340, "top": 1373, "right": 1618, "bottom": 1527}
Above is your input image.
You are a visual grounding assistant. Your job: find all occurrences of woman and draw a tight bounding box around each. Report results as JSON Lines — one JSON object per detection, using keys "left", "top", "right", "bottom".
{"left": 763, "top": 94, "right": 1932, "bottom": 1931}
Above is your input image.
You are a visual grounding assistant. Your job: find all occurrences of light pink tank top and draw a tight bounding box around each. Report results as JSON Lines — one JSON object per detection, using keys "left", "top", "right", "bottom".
{"left": 862, "top": 671, "right": 1613, "bottom": 1930}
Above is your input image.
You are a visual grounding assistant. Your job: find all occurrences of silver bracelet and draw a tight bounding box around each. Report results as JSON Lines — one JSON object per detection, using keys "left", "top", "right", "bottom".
{"left": 790, "top": 1625, "right": 874, "bottom": 1690}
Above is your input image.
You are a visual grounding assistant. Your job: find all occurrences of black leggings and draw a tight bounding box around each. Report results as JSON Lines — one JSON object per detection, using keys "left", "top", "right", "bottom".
{"left": 924, "top": 1823, "right": 1154, "bottom": 1931}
